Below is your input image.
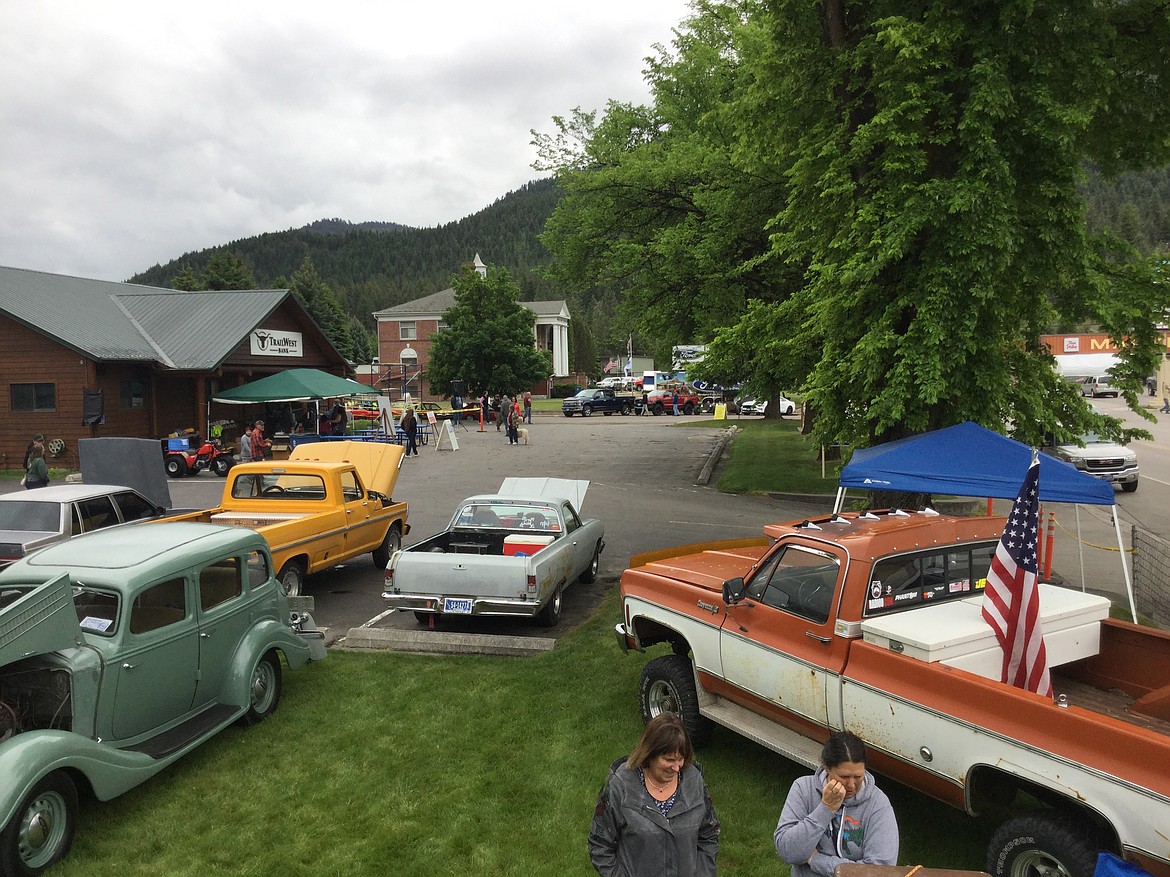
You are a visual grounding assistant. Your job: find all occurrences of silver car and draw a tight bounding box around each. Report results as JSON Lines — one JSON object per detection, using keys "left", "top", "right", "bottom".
{"left": 0, "top": 484, "right": 169, "bottom": 567}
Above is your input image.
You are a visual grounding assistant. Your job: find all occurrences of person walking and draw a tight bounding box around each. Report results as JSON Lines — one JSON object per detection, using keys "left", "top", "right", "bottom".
{"left": 401, "top": 406, "right": 419, "bottom": 457}
{"left": 523, "top": 391, "right": 532, "bottom": 424}
{"left": 238, "top": 425, "right": 253, "bottom": 463}
{"left": 672, "top": 390, "right": 681, "bottom": 416}
{"left": 494, "top": 394, "right": 503, "bottom": 431}
{"left": 774, "top": 730, "right": 899, "bottom": 877}
{"left": 22, "top": 433, "right": 45, "bottom": 471}
{"left": 24, "top": 442, "right": 50, "bottom": 489}
{"left": 588, "top": 713, "right": 720, "bottom": 877}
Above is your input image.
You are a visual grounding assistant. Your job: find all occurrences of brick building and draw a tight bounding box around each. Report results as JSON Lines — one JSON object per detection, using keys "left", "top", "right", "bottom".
{"left": 372, "top": 255, "right": 571, "bottom": 400}
{"left": 0, "top": 265, "right": 348, "bottom": 473}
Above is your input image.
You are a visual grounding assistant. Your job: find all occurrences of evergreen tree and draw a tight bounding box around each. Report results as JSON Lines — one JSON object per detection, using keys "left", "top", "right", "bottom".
{"left": 425, "top": 267, "right": 553, "bottom": 397}
{"left": 202, "top": 253, "right": 256, "bottom": 290}
{"left": 171, "top": 263, "right": 199, "bottom": 291}
{"left": 289, "top": 257, "right": 353, "bottom": 360}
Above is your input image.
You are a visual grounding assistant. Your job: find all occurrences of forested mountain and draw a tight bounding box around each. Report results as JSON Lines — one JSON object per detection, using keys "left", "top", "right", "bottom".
{"left": 1082, "top": 165, "right": 1170, "bottom": 254}
{"left": 128, "top": 178, "right": 567, "bottom": 335}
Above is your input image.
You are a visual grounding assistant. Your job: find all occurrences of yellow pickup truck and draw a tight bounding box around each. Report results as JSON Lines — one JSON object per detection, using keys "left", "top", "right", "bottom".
{"left": 161, "top": 441, "right": 409, "bottom": 596}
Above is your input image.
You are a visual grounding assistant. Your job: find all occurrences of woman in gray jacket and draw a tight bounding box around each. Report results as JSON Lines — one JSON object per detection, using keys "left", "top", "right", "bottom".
{"left": 588, "top": 713, "right": 720, "bottom": 877}
{"left": 774, "top": 731, "right": 899, "bottom": 877}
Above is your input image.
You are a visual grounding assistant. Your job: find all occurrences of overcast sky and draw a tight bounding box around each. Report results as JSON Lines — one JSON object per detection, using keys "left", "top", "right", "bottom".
{"left": 0, "top": 1, "right": 692, "bottom": 282}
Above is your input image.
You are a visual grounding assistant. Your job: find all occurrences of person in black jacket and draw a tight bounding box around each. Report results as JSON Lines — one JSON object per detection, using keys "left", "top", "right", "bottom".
{"left": 588, "top": 713, "right": 720, "bottom": 877}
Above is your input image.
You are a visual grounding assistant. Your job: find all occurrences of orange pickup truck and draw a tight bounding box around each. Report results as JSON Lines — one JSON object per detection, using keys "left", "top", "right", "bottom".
{"left": 615, "top": 508, "right": 1170, "bottom": 877}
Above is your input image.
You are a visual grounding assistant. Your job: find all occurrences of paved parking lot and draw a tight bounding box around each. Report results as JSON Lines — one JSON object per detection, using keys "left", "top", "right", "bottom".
{"left": 162, "top": 412, "right": 828, "bottom": 648}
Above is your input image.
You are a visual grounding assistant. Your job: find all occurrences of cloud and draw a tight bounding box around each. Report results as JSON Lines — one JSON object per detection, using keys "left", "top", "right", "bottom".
{"left": 0, "top": 0, "right": 691, "bottom": 279}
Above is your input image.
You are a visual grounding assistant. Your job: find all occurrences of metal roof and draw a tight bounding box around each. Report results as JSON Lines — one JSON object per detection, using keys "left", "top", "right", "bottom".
{"left": 0, "top": 265, "right": 289, "bottom": 369}
{"left": 373, "top": 286, "right": 569, "bottom": 321}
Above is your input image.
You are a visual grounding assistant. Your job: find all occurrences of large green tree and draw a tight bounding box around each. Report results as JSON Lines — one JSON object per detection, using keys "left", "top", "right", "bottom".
{"left": 425, "top": 267, "right": 553, "bottom": 397}
{"left": 537, "top": 0, "right": 1170, "bottom": 445}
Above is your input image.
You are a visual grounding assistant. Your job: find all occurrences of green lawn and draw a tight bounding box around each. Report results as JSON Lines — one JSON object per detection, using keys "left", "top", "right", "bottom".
{"left": 54, "top": 588, "right": 998, "bottom": 876}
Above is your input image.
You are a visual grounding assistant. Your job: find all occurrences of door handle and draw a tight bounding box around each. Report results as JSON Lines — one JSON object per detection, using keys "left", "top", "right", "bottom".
{"left": 122, "top": 662, "right": 136, "bottom": 669}
{"left": 200, "top": 632, "right": 212, "bottom": 639}
{"left": 805, "top": 631, "right": 831, "bottom": 644}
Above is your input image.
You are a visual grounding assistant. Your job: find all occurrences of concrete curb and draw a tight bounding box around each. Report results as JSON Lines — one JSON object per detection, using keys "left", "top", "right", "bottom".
{"left": 338, "top": 626, "right": 557, "bottom": 657}
{"left": 696, "top": 426, "right": 737, "bottom": 485}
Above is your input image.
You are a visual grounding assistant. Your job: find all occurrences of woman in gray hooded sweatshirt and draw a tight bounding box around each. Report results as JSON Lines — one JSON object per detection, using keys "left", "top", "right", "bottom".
{"left": 774, "top": 731, "right": 899, "bottom": 877}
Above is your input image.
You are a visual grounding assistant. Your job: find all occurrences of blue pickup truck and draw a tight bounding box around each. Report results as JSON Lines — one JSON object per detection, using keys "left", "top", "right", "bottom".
{"left": 562, "top": 388, "right": 635, "bottom": 417}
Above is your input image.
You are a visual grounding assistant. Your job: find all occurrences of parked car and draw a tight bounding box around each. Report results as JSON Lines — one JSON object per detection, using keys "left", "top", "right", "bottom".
{"left": 385, "top": 478, "right": 604, "bottom": 626}
{"left": 1080, "top": 375, "right": 1119, "bottom": 398}
{"left": 0, "top": 522, "right": 325, "bottom": 874}
{"left": 0, "top": 484, "right": 175, "bottom": 569}
{"left": 739, "top": 395, "right": 796, "bottom": 416}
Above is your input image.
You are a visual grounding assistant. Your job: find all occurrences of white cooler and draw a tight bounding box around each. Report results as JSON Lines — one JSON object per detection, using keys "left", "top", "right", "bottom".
{"left": 860, "top": 584, "right": 1110, "bottom": 681}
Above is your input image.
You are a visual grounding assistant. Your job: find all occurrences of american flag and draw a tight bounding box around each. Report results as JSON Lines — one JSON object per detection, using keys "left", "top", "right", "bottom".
{"left": 980, "top": 455, "right": 1053, "bottom": 697}
{"left": 603, "top": 357, "right": 618, "bottom": 373}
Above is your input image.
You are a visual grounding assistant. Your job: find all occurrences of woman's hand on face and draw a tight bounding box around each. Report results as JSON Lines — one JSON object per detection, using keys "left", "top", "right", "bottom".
{"left": 821, "top": 778, "right": 846, "bottom": 811}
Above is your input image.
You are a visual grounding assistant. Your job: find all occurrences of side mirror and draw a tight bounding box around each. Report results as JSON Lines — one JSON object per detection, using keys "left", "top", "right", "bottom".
{"left": 722, "top": 576, "right": 746, "bottom": 605}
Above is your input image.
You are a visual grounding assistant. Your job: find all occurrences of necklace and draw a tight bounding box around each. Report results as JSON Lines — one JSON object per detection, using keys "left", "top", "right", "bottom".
{"left": 644, "top": 772, "right": 678, "bottom": 793}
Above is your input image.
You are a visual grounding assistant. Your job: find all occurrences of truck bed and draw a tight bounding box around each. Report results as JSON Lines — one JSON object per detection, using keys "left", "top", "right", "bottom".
{"left": 1052, "top": 671, "right": 1170, "bottom": 736}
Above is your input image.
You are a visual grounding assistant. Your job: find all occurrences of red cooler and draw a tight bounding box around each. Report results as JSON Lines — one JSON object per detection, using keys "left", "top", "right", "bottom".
{"left": 503, "top": 534, "right": 555, "bottom": 557}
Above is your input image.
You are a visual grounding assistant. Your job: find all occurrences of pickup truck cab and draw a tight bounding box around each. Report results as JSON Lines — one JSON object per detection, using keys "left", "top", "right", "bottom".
{"left": 562, "top": 388, "right": 634, "bottom": 417}
{"left": 384, "top": 478, "right": 604, "bottom": 626}
{"left": 161, "top": 441, "right": 409, "bottom": 596}
{"left": 0, "top": 522, "right": 323, "bottom": 875}
{"left": 615, "top": 509, "right": 1170, "bottom": 877}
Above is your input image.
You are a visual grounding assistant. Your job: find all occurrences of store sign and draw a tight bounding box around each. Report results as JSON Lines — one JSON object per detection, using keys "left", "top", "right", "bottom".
{"left": 250, "top": 329, "right": 303, "bottom": 357}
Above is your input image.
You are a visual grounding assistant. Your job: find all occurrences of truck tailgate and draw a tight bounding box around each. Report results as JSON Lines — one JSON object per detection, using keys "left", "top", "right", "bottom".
{"left": 394, "top": 552, "right": 530, "bottom": 600}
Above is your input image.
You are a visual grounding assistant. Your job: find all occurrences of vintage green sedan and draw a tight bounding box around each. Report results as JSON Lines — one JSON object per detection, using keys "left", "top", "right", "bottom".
{"left": 0, "top": 522, "right": 325, "bottom": 876}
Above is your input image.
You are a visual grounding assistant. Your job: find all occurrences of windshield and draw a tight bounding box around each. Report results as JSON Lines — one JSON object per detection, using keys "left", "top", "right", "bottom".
{"left": 231, "top": 473, "right": 327, "bottom": 501}
{"left": 454, "top": 502, "right": 561, "bottom": 532}
{"left": 0, "top": 501, "right": 60, "bottom": 532}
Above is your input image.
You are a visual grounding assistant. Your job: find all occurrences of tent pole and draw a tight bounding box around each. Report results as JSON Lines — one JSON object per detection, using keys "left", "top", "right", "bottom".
{"left": 833, "top": 487, "right": 845, "bottom": 515}
{"left": 1075, "top": 505, "right": 1086, "bottom": 592}
{"left": 1111, "top": 505, "right": 1136, "bottom": 622}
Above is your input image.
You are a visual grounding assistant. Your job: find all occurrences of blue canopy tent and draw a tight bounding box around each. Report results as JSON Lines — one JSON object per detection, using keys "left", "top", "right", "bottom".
{"left": 834, "top": 421, "right": 1133, "bottom": 618}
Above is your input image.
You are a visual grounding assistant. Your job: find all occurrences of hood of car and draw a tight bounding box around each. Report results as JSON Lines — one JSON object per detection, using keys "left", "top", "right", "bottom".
{"left": 1055, "top": 438, "right": 1134, "bottom": 461}
{"left": 0, "top": 573, "right": 83, "bottom": 668}
{"left": 289, "top": 440, "right": 405, "bottom": 497}
{"left": 498, "top": 477, "right": 589, "bottom": 509}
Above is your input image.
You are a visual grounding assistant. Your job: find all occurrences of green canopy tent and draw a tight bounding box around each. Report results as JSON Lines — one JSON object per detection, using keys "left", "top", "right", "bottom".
{"left": 212, "top": 368, "right": 371, "bottom": 404}
{"left": 210, "top": 368, "right": 373, "bottom": 439}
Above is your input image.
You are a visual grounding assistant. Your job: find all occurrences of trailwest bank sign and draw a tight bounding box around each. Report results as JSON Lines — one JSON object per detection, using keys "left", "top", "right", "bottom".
{"left": 250, "top": 329, "right": 304, "bottom": 357}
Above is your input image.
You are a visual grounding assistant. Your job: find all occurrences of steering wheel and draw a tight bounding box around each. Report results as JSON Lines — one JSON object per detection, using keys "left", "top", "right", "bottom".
{"left": 795, "top": 576, "right": 825, "bottom": 611}
{"left": 261, "top": 485, "right": 286, "bottom": 495}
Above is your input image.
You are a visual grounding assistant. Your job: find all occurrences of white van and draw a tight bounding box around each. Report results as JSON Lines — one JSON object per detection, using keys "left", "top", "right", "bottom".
{"left": 1080, "top": 375, "right": 1118, "bottom": 398}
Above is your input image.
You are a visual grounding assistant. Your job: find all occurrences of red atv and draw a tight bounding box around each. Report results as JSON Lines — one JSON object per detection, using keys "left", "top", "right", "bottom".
{"left": 162, "top": 435, "right": 236, "bottom": 478}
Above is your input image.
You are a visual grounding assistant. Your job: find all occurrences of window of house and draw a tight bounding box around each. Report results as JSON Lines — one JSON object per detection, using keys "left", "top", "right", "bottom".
{"left": 436, "top": 320, "right": 449, "bottom": 331}
{"left": 120, "top": 380, "right": 146, "bottom": 409}
{"left": 11, "top": 383, "right": 56, "bottom": 412}
{"left": 399, "top": 321, "right": 417, "bottom": 340}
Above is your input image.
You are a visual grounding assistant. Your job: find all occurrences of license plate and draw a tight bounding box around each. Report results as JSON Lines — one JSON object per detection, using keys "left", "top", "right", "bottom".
{"left": 443, "top": 597, "right": 474, "bottom": 614}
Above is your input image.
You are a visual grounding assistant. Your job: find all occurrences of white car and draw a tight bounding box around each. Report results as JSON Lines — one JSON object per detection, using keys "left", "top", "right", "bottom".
{"left": 0, "top": 484, "right": 173, "bottom": 567}
{"left": 597, "top": 376, "right": 625, "bottom": 389}
{"left": 739, "top": 395, "right": 796, "bottom": 416}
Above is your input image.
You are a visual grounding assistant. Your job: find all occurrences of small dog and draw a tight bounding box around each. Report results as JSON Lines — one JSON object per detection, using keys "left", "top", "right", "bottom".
{"left": 517, "top": 427, "right": 529, "bottom": 445}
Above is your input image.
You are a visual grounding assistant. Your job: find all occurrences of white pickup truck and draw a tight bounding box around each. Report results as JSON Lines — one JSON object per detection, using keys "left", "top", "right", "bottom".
{"left": 383, "top": 478, "right": 604, "bottom": 626}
